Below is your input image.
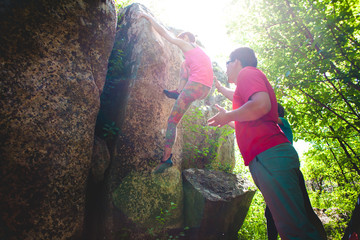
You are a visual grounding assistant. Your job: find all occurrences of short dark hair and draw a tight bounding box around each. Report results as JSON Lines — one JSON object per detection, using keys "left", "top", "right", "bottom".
{"left": 278, "top": 103, "right": 285, "bottom": 117}
{"left": 230, "top": 47, "right": 257, "bottom": 67}
{"left": 177, "top": 32, "right": 196, "bottom": 43}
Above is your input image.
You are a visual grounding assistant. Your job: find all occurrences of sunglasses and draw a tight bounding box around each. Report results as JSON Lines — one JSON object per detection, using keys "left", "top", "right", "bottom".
{"left": 226, "top": 59, "right": 235, "bottom": 65}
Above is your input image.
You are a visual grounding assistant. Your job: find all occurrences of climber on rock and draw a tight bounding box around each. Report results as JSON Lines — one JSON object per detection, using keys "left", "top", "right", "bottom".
{"left": 137, "top": 11, "right": 214, "bottom": 173}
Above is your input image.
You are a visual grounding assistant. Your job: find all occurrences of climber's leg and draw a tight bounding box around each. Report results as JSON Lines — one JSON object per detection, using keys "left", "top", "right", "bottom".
{"left": 154, "top": 81, "right": 210, "bottom": 173}
{"left": 163, "top": 81, "right": 210, "bottom": 156}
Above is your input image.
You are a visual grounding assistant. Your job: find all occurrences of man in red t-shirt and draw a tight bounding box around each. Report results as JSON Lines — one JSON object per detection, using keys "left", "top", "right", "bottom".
{"left": 208, "top": 47, "right": 324, "bottom": 239}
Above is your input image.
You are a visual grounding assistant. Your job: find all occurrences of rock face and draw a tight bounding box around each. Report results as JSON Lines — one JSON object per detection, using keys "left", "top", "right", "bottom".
{"left": 183, "top": 169, "right": 256, "bottom": 240}
{"left": 89, "top": 3, "right": 238, "bottom": 239}
{"left": 0, "top": 1, "right": 116, "bottom": 239}
{"left": 111, "top": 169, "right": 183, "bottom": 239}
{"left": 96, "top": 3, "right": 184, "bottom": 175}
{"left": 91, "top": 136, "right": 111, "bottom": 183}
{"left": 1, "top": 1, "right": 245, "bottom": 239}
{"left": 90, "top": 4, "right": 185, "bottom": 239}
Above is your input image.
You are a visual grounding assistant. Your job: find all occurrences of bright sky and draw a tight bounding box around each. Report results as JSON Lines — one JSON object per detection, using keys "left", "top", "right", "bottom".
{"left": 134, "top": 0, "right": 238, "bottom": 70}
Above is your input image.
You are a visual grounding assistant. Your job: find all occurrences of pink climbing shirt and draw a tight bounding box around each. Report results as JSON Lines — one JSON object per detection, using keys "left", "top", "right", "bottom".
{"left": 184, "top": 47, "right": 213, "bottom": 88}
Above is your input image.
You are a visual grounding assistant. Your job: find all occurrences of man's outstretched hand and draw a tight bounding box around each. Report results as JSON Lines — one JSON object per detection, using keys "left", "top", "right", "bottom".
{"left": 207, "top": 104, "right": 230, "bottom": 127}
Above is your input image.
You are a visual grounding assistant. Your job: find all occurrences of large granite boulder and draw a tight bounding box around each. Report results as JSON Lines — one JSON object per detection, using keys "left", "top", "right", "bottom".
{"left": 88, "top": 4, "right": 185, "bottom": 239}
{"left": 0, "top": 0, "right": 116, "bottom": 239}
{"left": 96, "top": 3, "right": 184, "bottom": 176}
{"left": 89, "top": 3, "right": 237, "bottom": 239}
{"left": 183, "top": 169, "right": 256, "bottom": 240}
{"left": 111, "top": 169, "right": 183, "bottom": 239}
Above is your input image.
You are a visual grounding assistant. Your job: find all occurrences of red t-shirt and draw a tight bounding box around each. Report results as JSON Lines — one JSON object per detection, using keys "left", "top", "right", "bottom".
{"left": 233, "top": 66, "right": 289, "bottom": 166}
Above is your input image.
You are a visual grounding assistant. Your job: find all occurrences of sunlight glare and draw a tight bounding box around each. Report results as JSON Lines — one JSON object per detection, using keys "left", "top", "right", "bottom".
{"left": 134, "top": 0, "right": 238, "bottom": 69}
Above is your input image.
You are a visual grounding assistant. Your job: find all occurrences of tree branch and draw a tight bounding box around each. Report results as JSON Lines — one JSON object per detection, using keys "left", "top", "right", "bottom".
{"left": 298, "top": 88, "right": 360, "bottom": 134}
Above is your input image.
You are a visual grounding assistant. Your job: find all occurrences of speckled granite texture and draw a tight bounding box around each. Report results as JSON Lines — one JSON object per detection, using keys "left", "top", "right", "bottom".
{"left": 0, "top": 0, "right": 116, "bottom": 239}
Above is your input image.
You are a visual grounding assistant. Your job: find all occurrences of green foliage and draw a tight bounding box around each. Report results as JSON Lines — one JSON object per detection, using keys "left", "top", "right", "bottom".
{"left": 182, "top": 106, "right": 234, "bottom": 173}
{"left": 237, "top": 191, "right": 267, "bottom": 240}
{"left": 323, "top": 220, "right": 347, "bottom": 240}
{"left": 146, "top": 202, "right": 189, "bottom": 240}
{"left": 107, "top": 49, "right": 125, "bottom": 80}
{"left": 226, "top": 0, "right": 360, "bottom": 238}
{"left": 206, "top": 161, "right": 233, "bottom": 173}
{"left": 102, "top": 121, "right": 119, "bottom": 139}
{"left": 101, "top": 40, "right": 125, "bottom": 104}
{"left": 114, "top": 0, "right": 133, "bottom": 11}
{"left": 155, "top": 202, "right": 177, "bottom": 226}
{"left": 307, "top": 189, "right": 355, "bottom": 239}
{"left": 101, "top": 0, "right": 133, "bottom": 104}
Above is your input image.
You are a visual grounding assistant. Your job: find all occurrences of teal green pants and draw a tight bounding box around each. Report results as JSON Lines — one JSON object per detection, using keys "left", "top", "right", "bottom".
{"left": 249, "top": 143, "right": 322, "bottom": 240}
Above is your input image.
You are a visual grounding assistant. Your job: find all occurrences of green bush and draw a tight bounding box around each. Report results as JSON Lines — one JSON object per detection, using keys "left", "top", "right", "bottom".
{"left": 182, "top": 106, "right": 234, "bottom": 172}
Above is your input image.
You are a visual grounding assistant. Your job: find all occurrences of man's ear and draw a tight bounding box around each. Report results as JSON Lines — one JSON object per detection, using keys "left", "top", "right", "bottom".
{"left": 235, "top": 59, "right": 243, "bottom": 69}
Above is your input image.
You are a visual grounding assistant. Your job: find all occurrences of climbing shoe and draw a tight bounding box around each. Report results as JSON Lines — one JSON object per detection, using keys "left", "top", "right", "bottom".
{"left": 163, "top": 90, "right": 179, "bottom": 99}
{"left": 153, "top": 154, "right": 173, "bottom": 174}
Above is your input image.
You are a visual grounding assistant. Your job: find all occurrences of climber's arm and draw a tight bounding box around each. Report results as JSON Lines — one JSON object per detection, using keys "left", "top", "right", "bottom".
{"left": 138, "top": 12, "right": 192, "bottom": 52}
{"left": 214, "top": 77, "right": 234, "bottom": 101}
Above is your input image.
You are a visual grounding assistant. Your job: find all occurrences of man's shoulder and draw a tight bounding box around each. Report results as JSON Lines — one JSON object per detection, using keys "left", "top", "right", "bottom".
{"left": 238, "top": 67, "right": 268, "bottom": 84}
{"left": 240, "top": 66, "right": 265, "bottom": 77}
{"left": 241, "top": 66, "right": 258, "bottom": 72}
